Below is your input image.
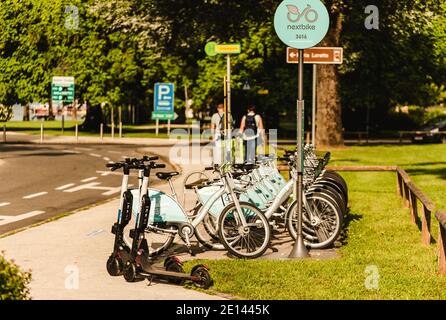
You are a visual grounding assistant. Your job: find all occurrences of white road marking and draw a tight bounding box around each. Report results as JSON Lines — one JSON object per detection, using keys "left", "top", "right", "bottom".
{"left": 63, "top": 182, "right": 127, "bottom": 196}
{"left": 55, "top": 183, "right": 75, "bottom": 190}
{"left": 86, "top": 229, "right": 105, "bottom": 237}
{"left": 0, "top": 202, "right": 11, "bottom": 207}
{"left": 75, "top": 147, "right": 93, "bottom": 151}
{"left": 23, "top": 192, "right": 48, "bottom": 199}
{"left": 62, "top": 150, "right": 81, "bottom": 154}
{"left": 89, "top": 153, "right": 101, "bottom": 158}
{"left": 81, "top": 177, "right": 98, "bottom": 182}
{"left": 103, "top": 157, "right": 111, "bottom": 161}
{"left": 108, "top": 151, "right": 121, "bottom": 154}
{"left": 0, "top": 211, "right": 46, "bottom": 226}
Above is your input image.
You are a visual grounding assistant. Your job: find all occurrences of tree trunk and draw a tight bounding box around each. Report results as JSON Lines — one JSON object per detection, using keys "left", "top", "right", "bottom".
{"left": 315, "top": 3, "right": 344, "bottom": 147}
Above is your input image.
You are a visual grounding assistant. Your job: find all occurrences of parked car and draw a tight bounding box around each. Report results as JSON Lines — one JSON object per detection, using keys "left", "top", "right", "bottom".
{"left": 411, "top": 116, "right": 446, "bottom": 144}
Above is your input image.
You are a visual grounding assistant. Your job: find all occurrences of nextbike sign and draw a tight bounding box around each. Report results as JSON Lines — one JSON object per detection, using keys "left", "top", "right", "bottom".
{"left": 274, "top": 0, "right": 329, "bottom": 49}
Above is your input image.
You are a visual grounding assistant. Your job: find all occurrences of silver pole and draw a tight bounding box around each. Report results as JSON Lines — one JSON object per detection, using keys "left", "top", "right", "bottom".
{"left": 312, "top": 64, "right": 317, "bottom": 147}
{"left": 167, "top": 120, "right": 171, "bottom": 135}
{"left": 156, "top": 119, "right": 159, "bottom": 136}
{"left": 100, "top": 123, "right": 104, "bottom": 141}
{"left": 119, "top": 122, "right": 122, "bottom": 138}
{"left": 3, "top": 124, "right": 6, "bottom": 143}
{"left": 40, "top": 121, "right": 44, "bottom": 144}
{"left": 75, "top": 123, "right": 78, "bottom": 141}
{"left": 289, "top": 48, "right": 310, "bottom": 259}
{"left": 225, "top": 55, "right": 232, "bottom": 163}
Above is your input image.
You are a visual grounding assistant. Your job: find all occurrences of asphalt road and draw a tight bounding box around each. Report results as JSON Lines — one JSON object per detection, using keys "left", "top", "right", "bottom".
{"left": 0, "top": 142, "right": 174, "bottom": 235}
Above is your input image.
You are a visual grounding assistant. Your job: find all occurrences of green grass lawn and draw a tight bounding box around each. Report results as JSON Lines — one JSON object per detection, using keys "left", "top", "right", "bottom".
{"left": 188, "top": 144, "right": 446, "bottom": 299}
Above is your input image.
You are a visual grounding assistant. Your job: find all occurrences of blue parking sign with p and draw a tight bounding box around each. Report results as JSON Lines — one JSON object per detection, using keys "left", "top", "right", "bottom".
{"left": 154, "top": 83, "right": 174, "bottom": 112}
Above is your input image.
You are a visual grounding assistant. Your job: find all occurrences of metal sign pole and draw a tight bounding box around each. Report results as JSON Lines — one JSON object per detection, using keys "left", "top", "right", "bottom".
{"left": 289, "top": 49, "right": 310, "bottom": 259}
{"left": 225, "top": 55, "right": 232, "bottom": 163}
{"left": 312, "top": 64, "right": 317, "bottom": 147}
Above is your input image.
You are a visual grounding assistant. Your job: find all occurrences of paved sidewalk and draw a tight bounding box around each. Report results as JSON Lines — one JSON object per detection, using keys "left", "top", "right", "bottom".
{"left": 0, "top": 146, "right": 224, "bottom": 300}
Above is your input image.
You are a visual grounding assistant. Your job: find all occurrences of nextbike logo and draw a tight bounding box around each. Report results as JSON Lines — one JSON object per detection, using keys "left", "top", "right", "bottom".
{"left": 286, "top": 4, "right": 319, "bottom": 23}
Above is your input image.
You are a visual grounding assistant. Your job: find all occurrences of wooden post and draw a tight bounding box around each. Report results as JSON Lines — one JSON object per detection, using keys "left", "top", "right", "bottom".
{"left": 403, "top": 183, "right": 409, "bottom": 208}
{"left": 439, "top": 225, "right": 446, "bottom": 275}
{"left": 408, "top": 189, "right": 417, "bottom": 224}
{"left": 306, "top": 132, "right": 310, "bottom": 145}
{"left": 436, "top": 210, "right": 446, "bottom": 275}
{"left": 156, "top": 120, "right": 159, "bottom": 136}
{"left": 421, "top": 205, "right": 431, "bottom": 246}
{"left": 396, "top": 172, "right": 402, "bottom": 197}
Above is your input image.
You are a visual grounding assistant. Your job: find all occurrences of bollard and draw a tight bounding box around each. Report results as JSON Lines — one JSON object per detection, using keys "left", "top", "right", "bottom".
{"left": 2, "top": 124, "right": 6, "bottom": 143}
{"left": 100, "top": 123, "right": 104, "bottom": 141}
{"left": 61, "top": 115, "right": 65, "bottom": 135}
{"left": 399, "top": 131, "right": 403, "bottom": 145}
{"left": 75, "top": 124, "right": 79, "bottom": 142}
{"left": 111, "top": 125, "right": 115, "bottom": 139}
{"left": 40, "top": 121, "right": 44, "bottom": 143}
{"left": 119, "top": 122, "right": 122, "bottom": 138}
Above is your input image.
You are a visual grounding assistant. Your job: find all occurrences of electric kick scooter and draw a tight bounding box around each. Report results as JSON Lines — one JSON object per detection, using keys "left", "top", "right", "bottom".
{"left": 106, "top": 157, "right": 213, "bottom": 288}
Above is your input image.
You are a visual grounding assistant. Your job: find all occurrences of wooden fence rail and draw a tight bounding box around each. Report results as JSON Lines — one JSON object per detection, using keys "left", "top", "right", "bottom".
{"left": 277, "top": 162, "right": 446, "bottom": 275}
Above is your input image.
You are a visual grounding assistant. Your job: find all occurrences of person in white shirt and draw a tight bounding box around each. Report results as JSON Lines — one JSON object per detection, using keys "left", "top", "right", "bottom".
{"left": 239, "top": 105, "right": 264, "bottom": 163}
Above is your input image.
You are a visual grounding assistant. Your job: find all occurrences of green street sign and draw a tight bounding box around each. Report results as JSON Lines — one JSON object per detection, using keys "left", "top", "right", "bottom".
{"left": 274, "top": 0, "right": 329, "bottom": 49}
{"left": 151, "top": 112, "right": 178, "bottom": 121}
{"left": 205, "top": 42, "right": 241, "bottom": 56}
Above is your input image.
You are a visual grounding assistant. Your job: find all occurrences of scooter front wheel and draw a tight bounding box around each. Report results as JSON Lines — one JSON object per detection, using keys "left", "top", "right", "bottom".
{"left": 123, "top": 262, "right": 137, "bottom": 282}
{"left": 106, "top": 254, "right": 123, "bottom": 276}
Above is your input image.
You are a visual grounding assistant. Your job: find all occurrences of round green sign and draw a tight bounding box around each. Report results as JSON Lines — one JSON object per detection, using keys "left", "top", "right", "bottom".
{"left": 205, "top": 42, "right": 217, "bottom": 57}
{"left": 274, "top": 0, "right": 329, "bottom": 49}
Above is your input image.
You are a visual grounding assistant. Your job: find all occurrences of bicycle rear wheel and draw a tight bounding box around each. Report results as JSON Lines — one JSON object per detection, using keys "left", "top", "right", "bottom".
{"left": 218, "top": 202, "right": 271, "bottom": 259}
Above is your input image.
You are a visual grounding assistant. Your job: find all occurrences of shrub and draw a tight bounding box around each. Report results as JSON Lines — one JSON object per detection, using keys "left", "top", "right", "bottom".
{"left": 0, "top": 252, "right": 32, "bottom": 300}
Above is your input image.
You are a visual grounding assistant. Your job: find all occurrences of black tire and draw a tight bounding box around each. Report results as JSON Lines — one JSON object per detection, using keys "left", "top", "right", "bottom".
{"left": 123, "top": 262, "right": 137, "bottom": 282}
{"left": 106, "top": 255, "right": 123, "bottom": 276}
{"left": 323, "top": 171, "right": 348, "bottom": 194}
{"left": 308, "top": 183, "right": 347, "bottom": 214}
{"left": 287, "top": 192, "right": 343, "bottom": 249}
{"left": 165, "top": 262, "right": 186, "bottom": 285}
{"left": 218, "top": 202, "right": 271, "bottom": 259}
{"left": 191, "top": 266, "right": 213, "bottom": 289}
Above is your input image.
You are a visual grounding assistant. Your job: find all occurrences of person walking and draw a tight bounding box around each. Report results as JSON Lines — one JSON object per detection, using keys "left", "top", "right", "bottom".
{"left": 239, "top": 105, "right": 264, "bottom": 163}
{"left": 210, "top": 104, "right": 233, "bottom": 164}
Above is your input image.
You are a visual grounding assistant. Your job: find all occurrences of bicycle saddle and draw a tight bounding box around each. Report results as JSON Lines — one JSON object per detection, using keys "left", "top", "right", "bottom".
{"left": 156, "top": 171, "right": 180, "bottom": 180}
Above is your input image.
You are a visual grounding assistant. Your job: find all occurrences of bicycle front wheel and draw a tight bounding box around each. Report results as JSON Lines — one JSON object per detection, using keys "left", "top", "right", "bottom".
{"left": 218, "top": 202, "right": 271, "bottom": 259}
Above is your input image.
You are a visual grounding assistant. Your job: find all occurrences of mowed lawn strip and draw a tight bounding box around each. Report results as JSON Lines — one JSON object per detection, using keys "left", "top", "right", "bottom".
{"left": 187, "top": 144, "right": 446, "bottom": 299}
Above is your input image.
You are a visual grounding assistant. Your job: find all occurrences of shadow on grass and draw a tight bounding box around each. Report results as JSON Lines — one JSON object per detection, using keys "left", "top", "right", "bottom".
{"left": 338, "top": 210, "right": 363, "bottom": 246}
{"left": 406, "top": 167, "right": 446, "bottom": 180}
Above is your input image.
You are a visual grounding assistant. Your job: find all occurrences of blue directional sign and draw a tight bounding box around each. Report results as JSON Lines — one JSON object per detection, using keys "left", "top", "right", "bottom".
{"left": 154, "top": 83, "right": 175, "bottom": 113}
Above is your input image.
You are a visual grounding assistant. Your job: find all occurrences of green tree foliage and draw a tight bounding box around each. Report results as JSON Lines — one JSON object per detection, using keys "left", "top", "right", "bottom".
{"left": 0, "top": 252, "right": 32, "bottom": 300}
{"left": 0, "top": 0, "right": 444, "bottom": 134}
